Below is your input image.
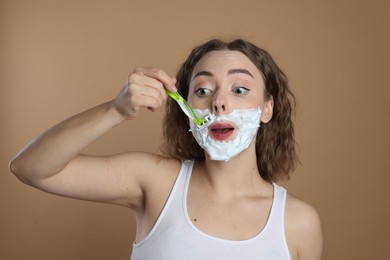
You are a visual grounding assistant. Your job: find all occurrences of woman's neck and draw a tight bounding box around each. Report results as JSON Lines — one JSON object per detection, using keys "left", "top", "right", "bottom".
{"left": 194, "top": 146, "right": 271, "bottom": 198}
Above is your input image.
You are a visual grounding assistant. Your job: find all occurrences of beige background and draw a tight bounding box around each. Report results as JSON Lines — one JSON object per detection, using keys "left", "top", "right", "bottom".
{"left": 1, "top": 0, "right": 389, "bottom": 259}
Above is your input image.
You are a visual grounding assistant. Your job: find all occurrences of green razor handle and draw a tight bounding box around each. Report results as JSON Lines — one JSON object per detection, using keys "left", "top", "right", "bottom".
{"left": 165, "top": 89, "right": 210, "bottom": 128}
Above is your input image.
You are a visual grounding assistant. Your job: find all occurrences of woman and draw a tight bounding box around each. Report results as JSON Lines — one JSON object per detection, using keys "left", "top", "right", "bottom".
{"left": 10, "top": 39, "right": 323, "bottom": 259}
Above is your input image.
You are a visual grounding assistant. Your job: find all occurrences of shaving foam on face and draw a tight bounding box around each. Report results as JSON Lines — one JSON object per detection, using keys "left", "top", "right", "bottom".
{"left": 189, "top": 107, "right": 262, "bottom": 161}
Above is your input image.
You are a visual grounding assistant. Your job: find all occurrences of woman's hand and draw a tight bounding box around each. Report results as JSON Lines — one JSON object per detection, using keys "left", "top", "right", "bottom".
{"left": 114, "top": 67, "right": 177, "bottom": 120}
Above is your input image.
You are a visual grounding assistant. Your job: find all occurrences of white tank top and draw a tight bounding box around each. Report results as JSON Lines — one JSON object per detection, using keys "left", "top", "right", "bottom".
{"left": 131, "top": 160, "right": 291, "bottom": 260}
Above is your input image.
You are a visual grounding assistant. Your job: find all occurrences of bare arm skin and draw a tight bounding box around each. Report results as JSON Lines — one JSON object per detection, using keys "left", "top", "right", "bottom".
{"left": 285, "top": 195, "right": 323, "bottom": 260}
{"left": 9, "top": 67, "right": 177, "bottom": 209}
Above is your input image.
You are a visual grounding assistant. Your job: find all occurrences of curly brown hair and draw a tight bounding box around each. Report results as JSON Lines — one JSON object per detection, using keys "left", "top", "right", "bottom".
{"left": 160, "top": 38, "right": 297, "bottom": 182}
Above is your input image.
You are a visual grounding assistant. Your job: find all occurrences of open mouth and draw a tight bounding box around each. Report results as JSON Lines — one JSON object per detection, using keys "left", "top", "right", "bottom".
{"left": 209, "top": 122, "right": 235, "bottom": 141}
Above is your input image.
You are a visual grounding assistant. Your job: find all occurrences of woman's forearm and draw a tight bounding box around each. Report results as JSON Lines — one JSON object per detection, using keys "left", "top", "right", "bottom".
{"left": 9, "top": 100, "right": 124, "bottom": 184}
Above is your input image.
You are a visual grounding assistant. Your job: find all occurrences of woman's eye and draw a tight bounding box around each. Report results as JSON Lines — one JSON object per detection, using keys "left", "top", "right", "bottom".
{"left": 195, "top": 88, "right": 212, "bottom": 96}
{"left": 232, "top": 86, "right": 250, "bottom": 95}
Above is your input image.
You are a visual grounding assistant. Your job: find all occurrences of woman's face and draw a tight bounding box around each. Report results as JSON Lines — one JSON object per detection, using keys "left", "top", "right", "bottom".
{"left": 188, "top": 50, "right": 266, "bottom": 113}
{"left": 187, "top": 50, "right": 273, "bottom": 142}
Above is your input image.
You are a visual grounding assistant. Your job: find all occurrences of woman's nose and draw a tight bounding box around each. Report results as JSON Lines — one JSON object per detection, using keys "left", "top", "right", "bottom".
{"left": 212, "top": 91, "right": 229, "bottom": 115}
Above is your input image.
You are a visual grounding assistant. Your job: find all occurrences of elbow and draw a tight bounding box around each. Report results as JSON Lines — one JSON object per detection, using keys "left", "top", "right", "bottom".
{"left": 9, "top": 156, "right": 33, "bottom": 185}
{"left": 9, "top": 156, "right": 19, "bottom": 176}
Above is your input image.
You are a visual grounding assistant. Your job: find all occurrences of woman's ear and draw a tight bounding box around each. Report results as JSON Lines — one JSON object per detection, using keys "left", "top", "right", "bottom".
{"left": 261, "top": 96, "right": 274, "bottom": 123}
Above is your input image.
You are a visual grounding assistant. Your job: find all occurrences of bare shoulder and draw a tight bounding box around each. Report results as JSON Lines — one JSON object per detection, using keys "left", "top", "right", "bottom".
{"left": 132, "top": 152, "right": 182, "bottom": 183}
{"left": 130, "top": 152, "right": 182, "bottom": 200}
{"left": 285, "top": 193, "right": 323, "bottom": 260}
{"left": 285, "top": 194, "right": 322, "bottom": 230}
{"left": 112, "top": 152, "right": 181, "bottom": 213}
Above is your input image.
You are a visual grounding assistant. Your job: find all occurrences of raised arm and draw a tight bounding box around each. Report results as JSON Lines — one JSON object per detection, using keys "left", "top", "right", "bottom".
{"left": 9, "top": 67, "right": 177, "bottom": 209}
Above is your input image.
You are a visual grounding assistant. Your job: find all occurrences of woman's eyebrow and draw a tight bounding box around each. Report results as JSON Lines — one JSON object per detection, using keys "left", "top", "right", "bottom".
{"left": 228, "top": 69, "right": 254, "bottom": 78}
{"left": 192, "top": 71, "right": 214, "bottom": 80}
{"left": 192, "top": 69, "right": 254, "bottom": 80}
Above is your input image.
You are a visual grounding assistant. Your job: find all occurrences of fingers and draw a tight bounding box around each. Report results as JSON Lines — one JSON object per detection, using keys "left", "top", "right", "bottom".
{"left": 114, "top": 67, "right": 176, "bottom": 120}
{"left": 133, "top": 67, "right": 177, "bottom": 92}
{"left": 127, "top": 81, "right": 164, "bottom": 111}
{"left": 128, "top": 67, "right": 174, "bottom": 107}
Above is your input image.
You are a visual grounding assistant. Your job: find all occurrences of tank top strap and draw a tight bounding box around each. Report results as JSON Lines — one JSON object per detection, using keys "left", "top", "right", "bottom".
{"left": 272, "top": 183, "right": 287, "bottom": 222}
{"left": 261, "top": 183, "right": 288, "bottom": 242}
{"left": 163, "top": 159, "right": 194, "bottom": 212}
{"left": 177, "top": 159, "right": 195, "bottom": 196}
{"left": 169, "top": 159, "right": 194, "bottom": 214}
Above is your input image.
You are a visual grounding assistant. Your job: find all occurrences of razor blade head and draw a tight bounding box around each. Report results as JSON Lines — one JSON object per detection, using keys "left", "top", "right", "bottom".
{"left": 196, "top": 115, "right": 212, "bottom": 129}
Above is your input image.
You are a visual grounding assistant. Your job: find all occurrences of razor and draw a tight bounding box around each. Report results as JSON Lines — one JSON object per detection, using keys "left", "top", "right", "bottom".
{"left": 165, "top": 89, "right": 211, "bottom": 128}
